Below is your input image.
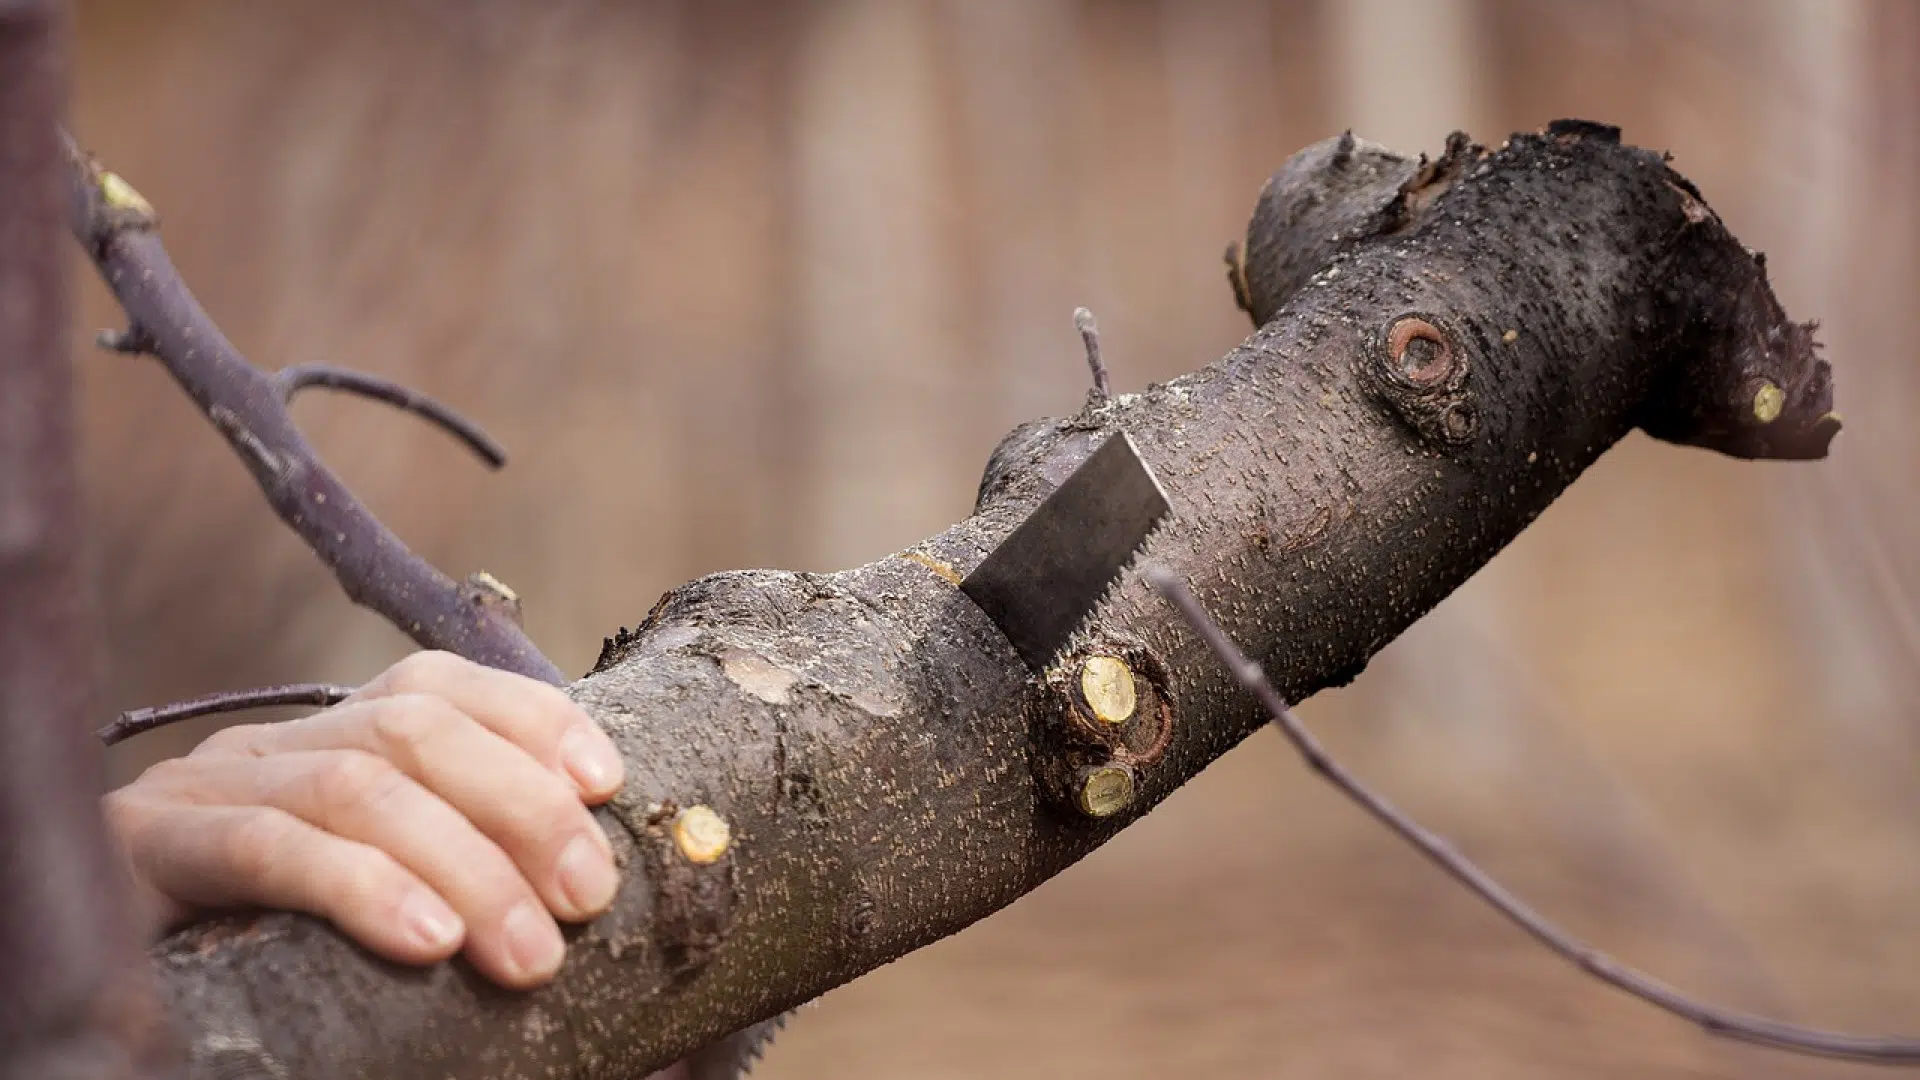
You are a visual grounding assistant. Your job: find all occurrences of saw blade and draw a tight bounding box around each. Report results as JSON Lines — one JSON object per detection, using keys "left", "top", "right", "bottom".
{"left": 961, "top": 430, "right": 1170, "bottom": 671}
{"left": 677, "top": 1013, "right": 790, "bottom": 1080}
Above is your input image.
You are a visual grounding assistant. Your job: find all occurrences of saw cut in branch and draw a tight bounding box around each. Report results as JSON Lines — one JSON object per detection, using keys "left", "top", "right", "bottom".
{"left": 144, "top": 121, "right": 1852, "bottom": 1079}
{"left": 1145, "top": 566, "right": 1920, "bottom": 1065}
{"left": 61, "top": 134, "right": 558, "bottom": 682}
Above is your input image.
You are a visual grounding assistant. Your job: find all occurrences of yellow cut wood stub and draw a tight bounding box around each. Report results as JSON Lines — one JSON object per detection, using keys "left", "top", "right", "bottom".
{"left": 468, "top": 570, "right": 519, "bottom": 605}
{"left": 1077, "top": 765, "right": 1135, "bottom": 818}
{"left": 1753, "top": 381, "right": 1785, "bottom": 423}
{"left": 1080, "top": 655, "right": 1137, "bottom": 726}
{"left": 100, "top": 171, "right": 153, "bottom": 217}
{"left": 672, "top": 805, "right": 731, "bottom": 865}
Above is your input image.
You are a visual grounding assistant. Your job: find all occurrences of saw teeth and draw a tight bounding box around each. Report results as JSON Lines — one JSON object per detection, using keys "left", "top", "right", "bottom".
{"left": 698, "top": 1011, "right": 793, "bottom": 1080}
{"left": 1048, "top": 514, "right": 1169, "bottom": 675}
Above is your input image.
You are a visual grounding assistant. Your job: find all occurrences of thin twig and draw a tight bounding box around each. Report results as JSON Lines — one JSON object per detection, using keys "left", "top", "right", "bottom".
{"left": 1142, "top": 564, "right": 1920, "bottom": 1066}
{"left": 60, "top": 132, "right": 560, "bottom": 683}
{"left": 1074, "top": 306, "right": 1110, "bottom": 403}
{"left": 100, "top": 683, "right": 357, "bottom": 748}
{"left": 276, "top": 363, "right": 507, "bottom": 469}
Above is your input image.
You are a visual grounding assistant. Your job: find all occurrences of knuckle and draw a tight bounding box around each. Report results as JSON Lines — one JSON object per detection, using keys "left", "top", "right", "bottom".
{"left": 310, "top": 750, "right": 406, "bottom": 813}
{"left": 381, "top": 650, "right": 467, "bottom": 696}
{"left": 221, "top": 808, "right": 295, "bottom": 883}
{"left": 368, "top": 695, "right": 465, "bottom": 767}
{"left": 130, "top": 755, "right": 202, "bottom": 793}
{"left": 324, "top": 849, "right": 404, "bottom": 916}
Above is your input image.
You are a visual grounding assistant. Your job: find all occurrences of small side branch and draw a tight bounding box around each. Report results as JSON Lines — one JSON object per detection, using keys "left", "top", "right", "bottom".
{"left": 276, "top": 363, "right": 507, "bottom": 469}
{"left": 1074, "top": 307, "right": 1110, "bottom": 403}
{"left": 60, "top": 133, "right": 560, "bottom": 684}
{"left": 1144, "top": 565, "right": 1920, "bottom": 1066}
{"left": 101, "top": 683, "right": 357, "bottom": 747}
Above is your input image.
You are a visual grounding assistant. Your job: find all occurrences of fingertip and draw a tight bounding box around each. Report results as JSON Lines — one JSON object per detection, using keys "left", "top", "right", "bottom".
{"left": 398, "top": 889, "right": 465, "bottom": 959}
{"left": 558, "top": 724, "right": 625, "bottom": 799}
{"left": 555, "top": 831, "right": 620, "bottom": 919}
{"left": 490, "top": 900, "right": 566, "bottom": 988}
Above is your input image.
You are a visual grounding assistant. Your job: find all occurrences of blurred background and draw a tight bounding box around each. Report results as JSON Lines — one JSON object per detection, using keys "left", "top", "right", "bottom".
{"left": 70, "top": 0, "right": 1919, "bottom": 1076}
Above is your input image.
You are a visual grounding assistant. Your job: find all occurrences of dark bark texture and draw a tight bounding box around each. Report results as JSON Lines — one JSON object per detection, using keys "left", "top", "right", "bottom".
{"left": 0, "top": 2, "right": 175, "bottom": 1076}
{"left": 150, "top": 123, "right": 1836, "bottom": 1078}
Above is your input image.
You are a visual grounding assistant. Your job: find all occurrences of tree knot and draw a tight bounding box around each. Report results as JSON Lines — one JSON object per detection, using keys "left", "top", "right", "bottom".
{"left": 1358, "top": 312, "right": 1478, "bottom": 449}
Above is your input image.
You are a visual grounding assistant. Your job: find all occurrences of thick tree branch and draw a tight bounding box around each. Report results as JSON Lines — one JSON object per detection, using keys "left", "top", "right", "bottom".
{"left": 1145, "top": 566, "right": 1920, "bottom": 1065}
{"left": 59, "top": 137, "right": 559, "bottom": 682}
{"left": 0, "top": 3, "right": 176, "bottom": 1075}
{"left": 145, "top": 123, "right": 1850, "bottom": 1078}
{"left": 100, "top": 683, "right": 356, "bottom": 747}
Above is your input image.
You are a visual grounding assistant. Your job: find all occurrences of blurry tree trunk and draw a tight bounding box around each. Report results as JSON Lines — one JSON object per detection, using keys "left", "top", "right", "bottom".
{"left": 791, "top": 0, "right": 970, "bottom": 569}
{"left": 0, "top": 2, "right": 173, "bottom": 1075}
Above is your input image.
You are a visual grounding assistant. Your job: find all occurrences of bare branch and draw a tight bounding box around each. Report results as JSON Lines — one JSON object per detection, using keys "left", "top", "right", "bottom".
{"left": 1074, "top": 306, "right": 1110, "bottom": 403}
{"left": 1143, "top": 565, "right": 1920, "bottom": 1066}
{"left": 0, "top": 3, "right": 177, "bottom": 1074}
{"left": 60, "top": 133, "right": 560, "bottom": 684}
{"left": 64, "top": 132, "right": 773, "bottom": 1080}
{"left": 275, "top": 363, "right": 507, "bottom": 470}
{"left": 100, "top": 683, "right": 356, "bottom": 748}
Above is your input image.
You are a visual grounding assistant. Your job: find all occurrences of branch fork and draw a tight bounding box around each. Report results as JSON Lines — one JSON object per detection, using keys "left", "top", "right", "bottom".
{"left": 64, "top": 133, "right": 559, "bottom": 683}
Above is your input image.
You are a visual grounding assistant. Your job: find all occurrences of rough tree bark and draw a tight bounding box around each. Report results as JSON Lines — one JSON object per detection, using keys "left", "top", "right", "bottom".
{"left": 0, "top": 1, "right": 176, "bottom": 1076}
{"left": 149, "top": 122, "right": 1838, "bottom": 1078}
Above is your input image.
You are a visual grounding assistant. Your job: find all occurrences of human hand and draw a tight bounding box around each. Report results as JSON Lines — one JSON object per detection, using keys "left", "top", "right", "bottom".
{"left": 103, "top": 651, "right": 625, "bottom": 989}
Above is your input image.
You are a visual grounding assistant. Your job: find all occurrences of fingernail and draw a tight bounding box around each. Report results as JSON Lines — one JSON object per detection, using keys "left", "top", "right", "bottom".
{"left": 401, "top": 890, "right": 462, "bottom": 952}
{"left": 559, "top": 725, "right": 624, "bottom": 795}
{"left": 557, "top": 833, "right": 620, "bottom": 917}
{"left": 503, "top": 901, "right": 565, "bottom": 982}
